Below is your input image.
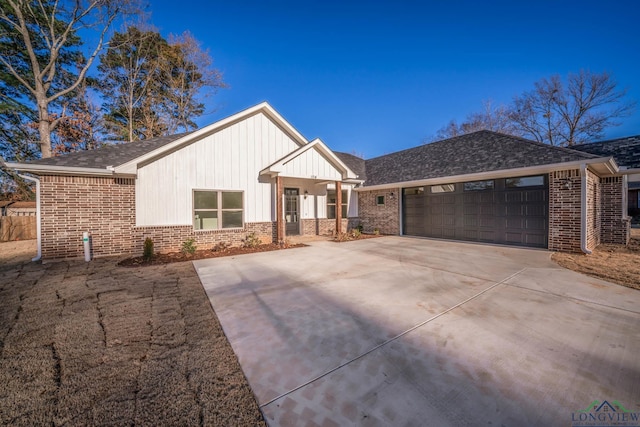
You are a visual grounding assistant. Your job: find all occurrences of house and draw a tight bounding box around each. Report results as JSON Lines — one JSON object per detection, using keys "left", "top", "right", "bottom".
{"left": 572, "top": 135, "right": 640, "bottom": 221}
{"left": 1, "top": 102, "right": 633, "bottom": 260}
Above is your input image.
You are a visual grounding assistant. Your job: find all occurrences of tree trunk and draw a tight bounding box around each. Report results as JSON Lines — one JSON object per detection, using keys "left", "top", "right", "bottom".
{"left": 37, "top": 105, "right": 52, "bottom": 158}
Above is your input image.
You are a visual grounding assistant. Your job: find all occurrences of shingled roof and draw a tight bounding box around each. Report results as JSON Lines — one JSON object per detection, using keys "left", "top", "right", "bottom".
{"left": 363, "top": 130, "right": 599, "bottom": 187}
{"left": 25, "top": 132, "right": 192, "bottom": 169}
{"left": 571, "top": 135, "right": 640, "bottom": 169}
{"left": 334, "top": 152, "right": 366, "bottom": 181}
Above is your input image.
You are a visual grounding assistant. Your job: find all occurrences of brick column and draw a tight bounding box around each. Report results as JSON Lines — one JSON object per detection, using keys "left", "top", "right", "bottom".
{"left": 335, "top": 181, "right": 342, "bottom": 234}
{"left": 276, "top": 176, "right": 284, "bottom": 243}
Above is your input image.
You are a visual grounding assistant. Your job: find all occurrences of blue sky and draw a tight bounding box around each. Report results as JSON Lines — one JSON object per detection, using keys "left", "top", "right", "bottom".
{"left": 148, "top": 0, "right": 640, "bottom": 158}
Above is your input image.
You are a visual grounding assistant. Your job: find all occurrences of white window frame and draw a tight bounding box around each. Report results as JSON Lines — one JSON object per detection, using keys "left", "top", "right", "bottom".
{"left": 193, "top": 189, "right": 244, "bottom": 230}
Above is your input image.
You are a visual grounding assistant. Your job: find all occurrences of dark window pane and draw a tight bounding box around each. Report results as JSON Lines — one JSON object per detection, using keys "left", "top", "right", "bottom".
{"left": 327, "top": 190, "right": 336, "bottom": 204}
{"left": 341, "top": 204, "right": 348, "bottom": 218}
{"left": 222, "top": 191, "right": 243, "bottom": 209}
{"left": 377, "top": 195, "right": 385, "bottom": 205}
{"left": 403, "top": 187, "right": 424, "bottom": 196}
{"left": 222, "top": 211, "right": 243, "bottom": 228}
{"left": 194, "top": 211, "right": 218, "bottom": 230}
{"left": 506, "top": 176, "right": 545, "bottom": 188}
{"left": 431, "top": 184, "right": 455, "bottom": 193}
{"left": 464, "top": 180, "right": 494, "bottom": 191}
{"left": 327, "top": 205, "right": 336, "bottom": 219}
{"left": 194, "top": 191, "right": 217, "bottom": 209}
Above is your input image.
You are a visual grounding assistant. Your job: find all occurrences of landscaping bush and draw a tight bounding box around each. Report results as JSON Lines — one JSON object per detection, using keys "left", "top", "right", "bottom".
{"left": 181, "top": 238, "right": 197, "bottom": 255}
{"left": 242, "top": 232, "right": 262, "bottom": 248}
{"left": 143, "top": 237, "right": 154, "bottom": 260}
{"left": 212, "top": 241, "right": 230, "bottom": 252}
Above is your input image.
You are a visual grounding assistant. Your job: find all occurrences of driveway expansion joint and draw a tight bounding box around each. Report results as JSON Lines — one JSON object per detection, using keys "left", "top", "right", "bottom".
{"left": 259, "top": 268, "right": 528, "bottom": 409}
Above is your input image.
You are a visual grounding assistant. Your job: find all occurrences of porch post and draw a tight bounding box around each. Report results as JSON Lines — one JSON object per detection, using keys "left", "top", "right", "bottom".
{"left": 276, "top": 175, "right": 284, "bottom": 243}
{"left": 335, "top": 181, "right": 342, "bottom": 234}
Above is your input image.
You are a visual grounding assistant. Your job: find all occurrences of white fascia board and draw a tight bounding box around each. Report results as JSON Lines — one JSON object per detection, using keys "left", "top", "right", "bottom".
{"left": 354, "top": 157, "right": 616, "bottom": 192}
{"left": 115, "top": 102, "right": 309, "bottom": 175}
{"left": 3, "top": 161, "right": 115, "bottom": 177}
{"left": 259, "top": 138, "right": 359, "bottom": 181}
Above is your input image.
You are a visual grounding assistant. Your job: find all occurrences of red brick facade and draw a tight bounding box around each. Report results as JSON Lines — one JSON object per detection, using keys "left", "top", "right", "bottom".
{"left": 40, "top": 175, "right": 136, "bottom": 259}
{"left": 601, "top": 176, "right": 631, "bottom": 245}
{"left": 38, "top": 169, "right": 630, "bottom": 259}
{"left": 356, "top": 189, "right": 400, "bottom": 235}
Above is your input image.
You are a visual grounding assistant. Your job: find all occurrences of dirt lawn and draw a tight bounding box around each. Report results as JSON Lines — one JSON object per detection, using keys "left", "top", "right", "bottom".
{"left": 552, "top": 228, "right": 640, "bottom": 290}
{"left": 0, "top": 240, "right": 265, "bottom": 426}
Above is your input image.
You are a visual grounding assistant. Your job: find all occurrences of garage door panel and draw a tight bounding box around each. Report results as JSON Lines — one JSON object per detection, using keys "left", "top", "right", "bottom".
{"left": 403, "top": 177, "right": 548, "bottom": 248}
{"left": 525, "top": 218, "right": 546, "bottom": 231}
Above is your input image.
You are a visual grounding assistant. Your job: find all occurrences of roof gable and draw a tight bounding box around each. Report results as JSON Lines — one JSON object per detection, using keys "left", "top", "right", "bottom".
{"left": 363, "top": 130, "right": 602, "bottom": 187}
{"left": 260, "top": 139, "right": 358, "bottom": 180}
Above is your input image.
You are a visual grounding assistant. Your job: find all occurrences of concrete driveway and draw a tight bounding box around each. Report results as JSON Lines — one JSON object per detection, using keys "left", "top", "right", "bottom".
{"left": 194, "top": 237, "right": 640, "bottom": 426}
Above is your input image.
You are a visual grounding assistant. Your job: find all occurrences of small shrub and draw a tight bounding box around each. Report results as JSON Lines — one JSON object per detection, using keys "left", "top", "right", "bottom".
{"left": 350, "top": 228, "right": 361, "bottom": 239}
{"left": 242, "top": 232, "right": 262, "bottom": 248}
{"left": 374, "top": 228, "right": 380, "bottom": 235}
{"left": 356, "top": 223, "right": 364, "bottom": 233}
{"left": 212, "top": 241, "right": 230, "bottom": 252}
{"left": 333, "top": 232, "right": 350, "bottom": 242}
{"left": 181, "top": 238, "right": 197, "bottom": 255}
{"left": 143, "top": 237, "right": 154, "bottom": 260}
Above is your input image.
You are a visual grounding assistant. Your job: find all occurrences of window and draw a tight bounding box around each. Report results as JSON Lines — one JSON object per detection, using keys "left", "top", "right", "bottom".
{"left": 463, "top": 180, "right": 494, "bottom": 191}
{"left": 403, "top": 187, "right": 424, "bottom": 196}
{"left": 431, "top": 184, "right": 455, "bottom": 193}
{"left": 505, "top": 175, "right": 545, "bottom": 188}
{"left": 327, "top": 189, "right": 348, "bottom": 219}
{"left": 193, "top": 190, "right": 243, "bottom": 230}
{"left": 376, "top": 195, "right": 385, "bottom": 205}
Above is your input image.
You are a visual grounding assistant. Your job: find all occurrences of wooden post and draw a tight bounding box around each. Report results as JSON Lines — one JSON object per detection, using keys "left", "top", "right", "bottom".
{"left": 276, "top": 176, "right": 284, "bottom": 243}
{"left": 335, "top": 181, "right": 342, "bottom": 234}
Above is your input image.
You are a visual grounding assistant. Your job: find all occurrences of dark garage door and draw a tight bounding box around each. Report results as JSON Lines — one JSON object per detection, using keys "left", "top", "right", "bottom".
{"left": 403, "top": 175, "right": 548, "bottom": 248}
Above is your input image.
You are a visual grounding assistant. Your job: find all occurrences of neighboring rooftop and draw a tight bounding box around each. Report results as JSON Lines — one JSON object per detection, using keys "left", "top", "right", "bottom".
{"left": 572, "top": 135, "right": 640, "bottom": 169}
{"left": 363, "top": 130, "right": 599, "bottom": 187}
{"left": 25, "top": 133, "right": 193, "bottom": 169}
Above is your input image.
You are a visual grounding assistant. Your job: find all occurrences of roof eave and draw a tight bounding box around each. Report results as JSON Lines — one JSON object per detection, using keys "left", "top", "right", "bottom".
{"left": 3, "top": 161, "right": 116, "bottom": 177}
{"left": 357, "top": 157, "right": 617, "bottom": 191}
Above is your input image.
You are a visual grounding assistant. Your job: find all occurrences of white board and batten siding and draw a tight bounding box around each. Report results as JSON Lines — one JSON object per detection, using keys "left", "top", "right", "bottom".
{"left": 135, "top": 112, "right": 351, "bottom": 227}
{"left": 136, "top": 112, "right": 301, "bottom": 226}
{"left": 280, "top": 148, "right": 342, "bottom": 181}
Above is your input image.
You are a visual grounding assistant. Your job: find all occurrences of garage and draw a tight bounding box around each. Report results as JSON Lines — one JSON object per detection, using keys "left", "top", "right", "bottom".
{"left": 402, "top": 175, "right": 548, "bottom": 248}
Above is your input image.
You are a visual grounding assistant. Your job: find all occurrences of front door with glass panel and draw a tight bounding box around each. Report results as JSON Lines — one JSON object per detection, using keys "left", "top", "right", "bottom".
{"left": 284, "top": 188, "right": 299, "bottom": 235}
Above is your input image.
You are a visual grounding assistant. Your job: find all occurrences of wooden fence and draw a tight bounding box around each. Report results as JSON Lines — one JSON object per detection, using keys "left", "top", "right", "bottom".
{"left": 0, "top": 216, "right": 36, "bottom": 241}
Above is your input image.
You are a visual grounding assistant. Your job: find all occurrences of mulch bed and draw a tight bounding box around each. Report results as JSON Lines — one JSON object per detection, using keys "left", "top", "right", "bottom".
{"left": 118, "top": 243, "right": 306, "bottom": 267}
{"left": 332, "top": 233, "right": 386, "bottom": 243}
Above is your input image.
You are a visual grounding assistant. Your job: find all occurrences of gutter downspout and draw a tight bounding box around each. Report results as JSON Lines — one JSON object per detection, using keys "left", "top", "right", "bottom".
{"left": 18, "top": 174, "right": 42, "bottom": 261}
{"left": 579, "top": 164, "right": 592, "bottom": 255}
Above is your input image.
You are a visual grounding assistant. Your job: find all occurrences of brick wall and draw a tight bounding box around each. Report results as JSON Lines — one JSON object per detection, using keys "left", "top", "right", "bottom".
{"left": 40, "top": 175, "right": 136, "bottom": 259}
{"left": 548, "top": 170, "right": 582, "bottom": 252}
{"left": 300, "top": 218, "right": 357, "bottom": 236}
{"left": 132, "top": 222, "right": 276, "bottom": 254}
{"left": 585, "top": 169, "right": 601, "bottom": 250}
{"left": 356, "top": 189, "right": 400, "bottom": 235}
{"left": 601, "top": 176, "right": 631, "bottom": 245}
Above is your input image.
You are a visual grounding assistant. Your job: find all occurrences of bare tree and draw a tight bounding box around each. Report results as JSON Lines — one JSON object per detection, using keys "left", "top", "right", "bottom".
{"left": 162, "top": 31, "right": 226, "bottom": 134}
{"left": 429, "top": 99, "right": 520, "bottom": 142}
{"left": 510, "top": 70, "right": 635, "bottom": 146}
{"left": 0, "top": 0, "right": 135, "bottom": 158}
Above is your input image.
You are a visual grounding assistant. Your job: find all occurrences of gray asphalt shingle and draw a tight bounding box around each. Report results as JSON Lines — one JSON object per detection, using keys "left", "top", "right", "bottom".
{"left": 334, "top": 152, "right": 366, "bottom": 181}
{"left": 572, "top": 135, "right": 640, "bottom": 169}
{"left": 26, "top": 133, "right": 192, "bottom": 169}
{"left": 363, "top": 130, "right": 598, "bottom": 187}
